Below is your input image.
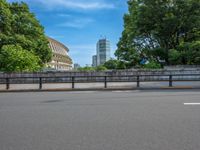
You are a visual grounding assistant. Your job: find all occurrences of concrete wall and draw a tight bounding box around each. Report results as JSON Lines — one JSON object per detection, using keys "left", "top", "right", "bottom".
{"left": 1, "top": 69, "right": 200, "bottom": 78}
{"left": 0, "top": 69, "right": 200, "bottom": 86}
{"left": 164, "top": 65, "right": 200, "bottom": 70}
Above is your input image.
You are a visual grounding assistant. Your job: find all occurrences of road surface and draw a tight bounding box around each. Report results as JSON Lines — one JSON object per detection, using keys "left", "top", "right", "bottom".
{"left": 0, "top": 90, "right": 200, "bottom": 150}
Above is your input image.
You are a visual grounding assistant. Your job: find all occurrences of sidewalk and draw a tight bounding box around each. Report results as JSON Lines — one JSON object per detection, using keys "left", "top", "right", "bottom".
{"left": 0, "top": 81, "right": 199, "bottom": 92}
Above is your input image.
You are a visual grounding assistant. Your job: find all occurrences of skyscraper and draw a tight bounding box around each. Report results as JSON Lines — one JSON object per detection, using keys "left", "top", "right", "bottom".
{"left": 92, "top": 55, "right": 97, "bottom": 67}
{"left": 96, "top": 38, "right": 111, "bottom": 66}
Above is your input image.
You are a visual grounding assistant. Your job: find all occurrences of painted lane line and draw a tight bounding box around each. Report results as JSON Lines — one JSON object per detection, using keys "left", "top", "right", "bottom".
{"left": 184, "top": 103, "right": 200, "bottom": 105}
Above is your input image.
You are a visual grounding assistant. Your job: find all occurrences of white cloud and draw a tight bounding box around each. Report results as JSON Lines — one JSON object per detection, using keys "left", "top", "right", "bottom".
{"left": 11, "top": 0, "right": 115, "bottom": 10}
{"left": 52, "top": 0, "right": 115, "bottom": 9}
{"left": 57, "top": 14, "right": 72, "bottom": 17}
{"left": 57, "top": 18, "right": 94, "bottom": 29}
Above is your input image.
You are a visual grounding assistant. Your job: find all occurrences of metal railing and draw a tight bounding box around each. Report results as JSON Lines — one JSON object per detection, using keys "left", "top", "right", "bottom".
{"left": 0, "top": 74, "right": 200, "bottom": 90}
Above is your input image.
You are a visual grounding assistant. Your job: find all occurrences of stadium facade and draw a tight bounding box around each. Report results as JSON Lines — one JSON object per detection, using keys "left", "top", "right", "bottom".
{"left": 47, "top": 37, "right": 73, "bottom": 71}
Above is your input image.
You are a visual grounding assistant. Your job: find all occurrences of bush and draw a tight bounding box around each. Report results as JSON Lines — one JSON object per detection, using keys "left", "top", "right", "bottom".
{"left": 0, "top": 45, "right": 41, "bottom": 72}
{"left": 143, "top": 61, "right": 161, "bottom": 69}
{"left": 96, "top": 65, "right": 107, "bottom": 71}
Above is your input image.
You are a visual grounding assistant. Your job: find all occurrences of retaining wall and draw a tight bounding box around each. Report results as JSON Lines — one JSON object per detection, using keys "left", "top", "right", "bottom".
{"left": 1, "top": 68, "right": 200, "bottom": 78}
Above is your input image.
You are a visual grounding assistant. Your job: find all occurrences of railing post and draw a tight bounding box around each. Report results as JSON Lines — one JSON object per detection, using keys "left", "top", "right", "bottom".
{"left": 6, "top": 78, "right": 10, "bottom": 90}
{"left": 137, "top": 75, "right": 140, "bottom": 88}
{"left": 104, "top": 76, "right": 107, "bottom": 88}
{"left": 72, "top": 77, "right": 75, "bottom": 89}
{"left": 39, "top": 77, "right": 42, "bottom": 90}
{"left": 169, "top": 75, "right": 173, "bottom": 87}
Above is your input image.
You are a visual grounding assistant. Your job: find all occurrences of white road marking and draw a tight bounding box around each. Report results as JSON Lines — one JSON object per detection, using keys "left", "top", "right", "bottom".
{"left": 184, "top": 103, "right": 200, "bottom": 105}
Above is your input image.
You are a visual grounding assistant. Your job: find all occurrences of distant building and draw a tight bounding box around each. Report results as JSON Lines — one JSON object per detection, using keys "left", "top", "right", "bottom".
{"left": 47, "top": 37, "right": 73, "bottom": 71}
{"left": 92, "top": 55, "right": 97, "bottom": 67}
{"left": 85, "top": 64, "right": 91, "bottom": 67}
{"left": 96, "top": 38, "right": 111, "bottom": 66}
{"left": 74, "top": 63, "right": 81, "bottom": 70}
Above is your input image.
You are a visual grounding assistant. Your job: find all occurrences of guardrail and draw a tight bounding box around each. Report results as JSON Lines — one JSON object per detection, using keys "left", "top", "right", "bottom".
{"left": 0, "top": 74, "right": 200, "bottom": 90}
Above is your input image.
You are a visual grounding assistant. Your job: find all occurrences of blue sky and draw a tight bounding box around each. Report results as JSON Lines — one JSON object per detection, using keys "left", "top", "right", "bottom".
{"left": 7, "top": 0, "right": 128, "bottom": 66}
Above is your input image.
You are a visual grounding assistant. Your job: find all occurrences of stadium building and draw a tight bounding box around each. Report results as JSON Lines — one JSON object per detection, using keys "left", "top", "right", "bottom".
{"left": 47, "top": 37, "right": 73, "bottom": 71}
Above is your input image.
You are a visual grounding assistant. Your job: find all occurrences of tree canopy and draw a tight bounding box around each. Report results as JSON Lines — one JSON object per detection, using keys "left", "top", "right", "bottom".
{"left": 0, "top": 45, "right": 41, "bottom": 72}
{"left": 115, "top": 0, "right": 200, "bottom": 68}
{"left": 77, "top": 65, "right": 107, "bottom": 71}
{"left": 103, "top": 59, "right": 126, "bottom": 70}
{"left": 0, "top": 0, "right": 52, "bottom": 72}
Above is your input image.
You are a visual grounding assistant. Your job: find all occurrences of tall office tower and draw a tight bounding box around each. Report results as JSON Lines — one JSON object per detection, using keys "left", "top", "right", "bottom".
{"left": 92, "top": 55, "right": 97, "bottom": 67}
{"left": 96, "top": 38, "right": 111, "bottom": 66}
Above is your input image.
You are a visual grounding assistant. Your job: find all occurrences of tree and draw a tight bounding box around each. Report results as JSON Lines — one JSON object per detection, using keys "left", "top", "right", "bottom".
{"left": 77, "top": 66, "right": 107, "bottom": 71}
{"left": 0, "top": 0, "right": 52, "bottom": 72}
{"left": 103, "top": 59, "right": 127, "bottom": 69}
{"left": 95, "top": 65, "right": 107, "bottom": 71}
{"left": 143, "top": 61, "right": 161, "bottom": 69}
{"left": 168, "top": 49, "right": 182, "bottom": 65}
{"left": 116, "top": 0, "right": 200, "bottom": 67}
{"left": 0, "top": 45, "right": 41, "bottom": 72}
{"left": 103, "top": 59, "right": 119, "bottom": 69}
{"left": 78, "top": 67, "right": 96, "bottom": 71}
{"left": 115, "top": 0, "right": 141, "bottom": 68}
{"left": 0, "top": 0, "right": 12, "bottom": 34}
{"left": 177, "top": 41, "right": 200, "bottom": 64}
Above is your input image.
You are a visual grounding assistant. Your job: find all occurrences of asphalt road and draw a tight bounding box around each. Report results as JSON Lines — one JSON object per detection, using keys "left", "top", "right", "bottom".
{"left": 0, "top": 90, "right": 200, "bottom": 150}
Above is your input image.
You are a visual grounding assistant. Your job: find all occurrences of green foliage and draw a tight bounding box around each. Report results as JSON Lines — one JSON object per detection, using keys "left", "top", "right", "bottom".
{"left": 169, "top": 49, "right": 182, "bottom": 65}
{"left": 0, "top": 45, "right": 41, "bottom": 72}
{"left": 143, "top": 61, "right": 161, "bottom": 69}
{"left": 116, "top": 0, "right": 200, "bottom": 67}
{"left": 103, "top": 59, "right": 119, "bottom": 69}
{"left": 177, "top": 41, "right": 200, "bottom": 64}
{"left": 0, "top": 0, "right": 52, "bottom": 72}
{"left": 78, "top": 67, "right": 96, "bottom": 71}
{"left": 77, "top": 65, "right": 107, "bottom": 71}
{"left": 95, "top": 65, "right": 107, "bottom": 71}
{"left": 117, "top": 61, "right": 127, "bottom": 69}
{"left": 0, "top": 0, "right": 12, "bottom": 34}
{"left": 103, "top": 59, "right": 127, "bottom": 70}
